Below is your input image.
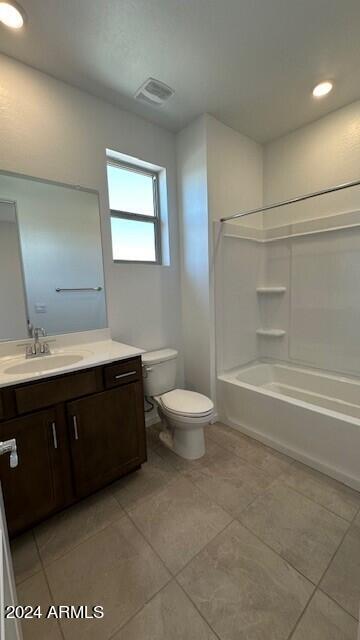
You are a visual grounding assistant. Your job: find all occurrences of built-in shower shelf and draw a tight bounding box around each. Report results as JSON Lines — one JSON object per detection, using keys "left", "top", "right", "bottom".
{"left": 256, "top": 287, "right": 287, "bottom": 294}
{"left": 256, "top": 329, "right": 286, "bottom": 337}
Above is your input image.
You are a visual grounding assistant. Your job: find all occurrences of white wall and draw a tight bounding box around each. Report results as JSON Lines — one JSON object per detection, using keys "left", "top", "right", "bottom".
{"left": 0, "top": 54, "right": 183, "bottom": 375}
{"left": 176, "top": 115, "right": 212, "bottom": 396}
{"left": 206, "top": 115, "right": 263, "bottom": 224}
{"left": 206, "top": 116, "right": 263, "bottom": 384}
{"left": 177, "top": 114, "right": 264, "bottom": 397}
{"left": 264, "top": 100, "right": 360, "bottom": 227}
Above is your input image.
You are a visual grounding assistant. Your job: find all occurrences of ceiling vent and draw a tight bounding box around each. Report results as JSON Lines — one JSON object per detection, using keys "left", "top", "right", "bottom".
{"left": 134, "top": 78, "right": 175, "bottom": 107}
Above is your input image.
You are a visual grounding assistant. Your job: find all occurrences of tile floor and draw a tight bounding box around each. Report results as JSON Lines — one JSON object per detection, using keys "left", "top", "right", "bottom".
{"left": 11, "top": 422, "right": 360, "bottom": 640}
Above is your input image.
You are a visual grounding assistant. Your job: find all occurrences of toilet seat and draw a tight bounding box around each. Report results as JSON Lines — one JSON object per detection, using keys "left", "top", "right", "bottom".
{"left": 160, "top": 406, "right": 214, "bottom": 425}
{"left": 159, "top": 389, "right": 214, "bottom": 418}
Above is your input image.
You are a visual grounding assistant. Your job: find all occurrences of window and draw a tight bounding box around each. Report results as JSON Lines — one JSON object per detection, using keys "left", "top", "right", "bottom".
{"left": 107, "top": 161, "right": 161, "bottom": 263}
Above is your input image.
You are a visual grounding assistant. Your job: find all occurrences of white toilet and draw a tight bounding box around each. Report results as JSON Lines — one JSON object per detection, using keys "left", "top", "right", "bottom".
{"left": 142, "top": 349, "right": 214, "bottom": 460}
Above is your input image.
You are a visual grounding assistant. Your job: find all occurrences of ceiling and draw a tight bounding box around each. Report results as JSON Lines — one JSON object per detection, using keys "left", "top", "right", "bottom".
{"left": 1, "top": 0, "right": 360, "bottom": 142}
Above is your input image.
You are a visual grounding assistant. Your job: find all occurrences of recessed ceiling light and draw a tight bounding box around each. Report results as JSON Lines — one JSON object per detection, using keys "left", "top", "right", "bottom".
{"left": 312, "top": 81, "right": 333, "bottom": 98}
{"left": 0, "top": 2, "right": 25, "bottom": 29}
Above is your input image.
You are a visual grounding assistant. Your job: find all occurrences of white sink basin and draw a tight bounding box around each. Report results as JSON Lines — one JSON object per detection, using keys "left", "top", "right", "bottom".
{"left": 4, "top": 353, "right": 85, "bottom": 375}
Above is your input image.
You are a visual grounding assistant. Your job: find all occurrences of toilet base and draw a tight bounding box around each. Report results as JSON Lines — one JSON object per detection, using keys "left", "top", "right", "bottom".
{"left": 159, "top": 423, "right": 205, "bottom": 460}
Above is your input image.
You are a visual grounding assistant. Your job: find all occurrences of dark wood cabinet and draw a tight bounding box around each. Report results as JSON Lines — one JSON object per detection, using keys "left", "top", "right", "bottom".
{"left": 0, "top": 356, "right": 146, "bottom": 536}
{"left": 68, "top": 384, "right": 146, "bottom": 497}
{"left": 0, "top": 409, "right": 61, "bottom": 534}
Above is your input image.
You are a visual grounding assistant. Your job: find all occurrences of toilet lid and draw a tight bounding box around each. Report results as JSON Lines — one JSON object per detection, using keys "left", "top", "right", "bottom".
{"left": 160, "top": 389, "right": 214, "bottom": 416}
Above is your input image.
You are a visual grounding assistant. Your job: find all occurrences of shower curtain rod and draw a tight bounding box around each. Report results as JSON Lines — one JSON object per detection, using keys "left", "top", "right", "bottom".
{"left": 220, "top": 177, "right": 360, "bottom": 223}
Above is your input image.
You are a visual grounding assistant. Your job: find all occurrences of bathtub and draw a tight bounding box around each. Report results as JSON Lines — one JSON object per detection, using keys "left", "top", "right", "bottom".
{"left": 218, "top": 361, "right": 360, "bottom": 490}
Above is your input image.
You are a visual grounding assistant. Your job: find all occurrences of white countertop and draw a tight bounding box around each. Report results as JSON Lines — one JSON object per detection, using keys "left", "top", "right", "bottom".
{"left": 0, "top": 329, "right": 145, "bottom": 388}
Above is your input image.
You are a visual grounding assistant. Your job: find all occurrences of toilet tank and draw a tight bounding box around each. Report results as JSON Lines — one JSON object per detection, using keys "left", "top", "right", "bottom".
{"left": 142, "top": 349, "right": 178, "bottom": 397}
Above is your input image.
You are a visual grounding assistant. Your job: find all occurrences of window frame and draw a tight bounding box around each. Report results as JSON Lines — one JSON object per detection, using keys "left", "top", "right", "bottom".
{"left": 107, "top": 159, "right": 162, "bottom": 265}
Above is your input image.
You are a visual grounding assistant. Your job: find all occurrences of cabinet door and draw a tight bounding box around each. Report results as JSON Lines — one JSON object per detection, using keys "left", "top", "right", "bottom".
{"left": 0, "top": 409, "right": 60, "bottom": 536}
{"left": 67, "top": 384, "right": 146, "bottom": 498}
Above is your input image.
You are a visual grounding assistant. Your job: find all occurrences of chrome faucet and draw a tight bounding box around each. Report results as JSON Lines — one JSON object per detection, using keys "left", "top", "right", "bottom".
{"left": 25, "top": 327, "right": 51, "bottom": 359}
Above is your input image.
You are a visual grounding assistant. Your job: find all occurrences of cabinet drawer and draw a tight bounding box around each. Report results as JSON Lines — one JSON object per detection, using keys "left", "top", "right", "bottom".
{"left": 14, "top": 369, "right": 99, "bottom": 414}
{"left": 104, "top": 358, "right": 141, "bottom": 389}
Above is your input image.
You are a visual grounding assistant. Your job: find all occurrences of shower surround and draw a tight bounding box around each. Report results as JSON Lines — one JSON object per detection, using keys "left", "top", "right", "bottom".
{"left": 216, "top": 206, "right": 360, "bottom": 490}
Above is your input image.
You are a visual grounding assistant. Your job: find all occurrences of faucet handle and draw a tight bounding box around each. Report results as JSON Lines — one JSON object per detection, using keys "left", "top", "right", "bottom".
{"left": 33, "top": 327, "right": 47, "bottom": 338}
{"left": 25, "top": 344, "right": 35, "bottom": 357}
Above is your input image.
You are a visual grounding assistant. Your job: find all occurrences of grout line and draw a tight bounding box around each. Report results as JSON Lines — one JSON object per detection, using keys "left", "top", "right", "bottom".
{"left": 106, "top": 577, "right": 173, "bottom": 640}
{"left": 125, "top": 492, "right": 234, "bottom": 579}
{"left": 286, "top": 588, "right": 317, "bottom": 640}
{"left": 236, "top": 517, "right": 317, "bottom": 587}
{"left": 150, "top": 436, "right": 278, "bottom": 521}
{"left": 171, "top": 518, "right": 235, "bottom": 579}
{"left": 98, "top": 465, "right": 360, "bottom": 638}
{"left": 109, "top": 502, "right": 231, "bottom": 639}
{"left": 207, "top": 423, "right": 360, "bottom": 519}
{"left": 160, "top": 427, "right": 289, "bottom": 482}
{"left": 287, "top": 499, "right": 360, "bottom": 639}
{"left": 153, "top": 426, "right": 359, "bottom": 537}
{"left": 32, "top": 528, "right": 66, "bottom": 640}
{"left": 236, "top": 485, "right": 355, "bottom": 592}
{"left": 31, "top": 495, "right": 126, "bottom": 572}
{"left": 280, "top": 478, "right": 359, "bottom": 524}
{"left": 14, "top": 426, "right": 360, "bottom": 640}
{"left": 251, "top": 474, "right": 357, "bottom": 527}
{"left": 123, "top": 500, "right": 234, "bottom": 639}
{"left": 111, "top": 469, "right": 183, "bottom": 517}
{"left": 11, "top": 530, "right": 43, "bottom": 587}
{"left": 171, "top": 520, "right": 236, "bottom": 640}
{"left": 318, "top": 498, "right": 360, "bottom": 585}
{"left": 174, "top": 578, "right": 223, "bottom": 640}
{"left": 38, "top": 497, "right": 171, "bottom": 640}
{"left": 317, "top": 588, "right": 360, "bottom": 623}
{"left": 206, "top": 425, "right": 295, "bottom": 475}
{"left": 34, "top": 483, "right": 172, "bottom": 640}
{"left": 117, "top": 502, "right": 173, "bottom": 574}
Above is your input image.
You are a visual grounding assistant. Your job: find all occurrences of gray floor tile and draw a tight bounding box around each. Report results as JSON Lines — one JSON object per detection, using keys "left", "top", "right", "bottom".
{"left": 111, "top": 447, "right": 179, "bottom": 510}
{"left": 128, "top": 475, "right": 232, "bottom": 574}
{"left": 11, "top": 531, "right": 42, "bottom": 584}
{"left": 207, "top": 422, "right": 293, "bottom": 477}
{"left": 240, "top": 483, "right": 348, "bottom": 583}
{"left": 185, "top": 446, "right": 276, "bottom": 518}
{"left": 17, "top": 571, "right": 62, "bottom": 640}
{"left": 284, "top": 461, "right": 360, "bottom": 521}
{"left": 11, "top": 424, "right": 359, "bottom": 640}
{"left": 292, "top": 590, "right": 359, "bottom": 640}
{"left": 178, "top": 520, "right": 313, "bottom": 640}
{"left": 112, "top": 580, "right": 217, "bottom": 639}
{"left": 35, "top": 486, "right": 124, "bottom": 566}
{"left": 321, "top": 520, "right": 360, "bottom": 619}
{"left": 45, "top": 515, "right": 170, "bottom": 640}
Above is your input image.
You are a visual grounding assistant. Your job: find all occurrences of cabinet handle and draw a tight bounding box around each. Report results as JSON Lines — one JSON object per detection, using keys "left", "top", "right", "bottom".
{"left": 114, "top": 370, "right": 137, "bottom": 381}
{"left": 72, "top": 415, "right": 79, "bottom": 440}
{"left": 51, "top": 422, "right": 58, "bottom": 449}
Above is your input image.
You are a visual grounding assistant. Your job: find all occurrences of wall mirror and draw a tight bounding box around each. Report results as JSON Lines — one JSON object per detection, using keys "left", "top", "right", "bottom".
{"left": 0, "top": 171, "right": 106, "bottom": 341}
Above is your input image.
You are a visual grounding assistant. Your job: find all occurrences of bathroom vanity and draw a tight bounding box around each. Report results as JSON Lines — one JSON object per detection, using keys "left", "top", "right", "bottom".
{"left": 0, "top": 337, "right": 146, "bottom": 537}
